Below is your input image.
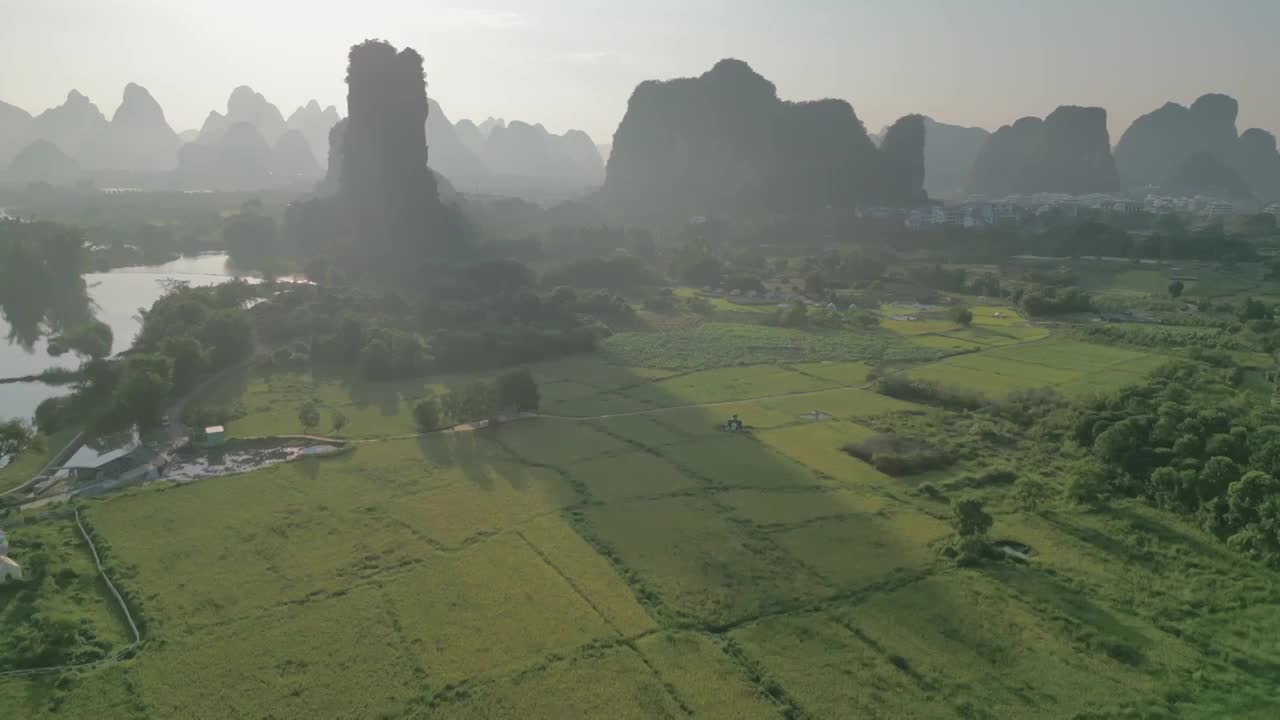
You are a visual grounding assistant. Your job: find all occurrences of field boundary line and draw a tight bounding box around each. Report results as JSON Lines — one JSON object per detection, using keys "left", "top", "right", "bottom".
{"left": 0, "top": 507, "right": 142, "bottom": 680}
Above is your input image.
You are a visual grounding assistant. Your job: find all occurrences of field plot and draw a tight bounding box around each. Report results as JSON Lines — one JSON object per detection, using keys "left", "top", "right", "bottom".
{"left": 636, "top": 631, "right": 786, "bottom": 719}
{"left": 495, "top": 418, "right": 633, "bottom": 465}
{"left": 602, "top": 322, "right": 939, "bottom": 371}
{"left": 133, "top": 585, "right": 417, "bottom": 720}
{"left": 424, "top": 645, "right": 684, "bottom": 719}
{"left": 86, "top": 438, "right": 575, "bottom": 628}
{"left": 613, "top": 365, "right": 836, "bottom": 407}
{"left": 754, "top": 421, "right": 883, "bottom": 485}
{"left": 718, "top": 487, "right": 890, "bottom": 528}
{"left": 385, "top": 535, "right": 621, "bottom": 686}
{"left": 831, "top": 572, "right": 1192, "bottom": 718}
{"left": 789, "top": 360, "right": 872, "bottom": 386}
{"left": 518, "top": 515, "right": 657, "bottom": 636}
{"left": 770, "top": 508, "right": 949, "bottom": 589}
{"left": 908, "top": 339, "right": 1163, "bottom": 397}
{"left": 656, "top": 435, "right": 825, "bottom": 490}
{"left": 731, "top": 612, "right": 942, "bottom": 718}
{"left": 567, "top": 450, "right": 702, "bottom": 502}
{"left": 583, "top": 497, "right": 830, "bottom": 625}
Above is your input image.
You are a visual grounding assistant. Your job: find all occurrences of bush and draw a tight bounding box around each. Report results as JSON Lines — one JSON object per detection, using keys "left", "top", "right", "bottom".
{"left": 843, "top": 434, "right": 952, "bottom": 476}
{"left": 876, "top": 376, "right": 985, "bottom": 411}
{"left": 414, "top": 398, "right": 441, "bottom": 431}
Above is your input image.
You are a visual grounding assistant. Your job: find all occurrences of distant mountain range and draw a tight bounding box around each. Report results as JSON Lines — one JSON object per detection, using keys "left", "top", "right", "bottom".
{"left": 0, "top": 85, "right": 605, "bottom": 199}
{"left": 3, "top": 75, "right": 1279, "bottom": 205}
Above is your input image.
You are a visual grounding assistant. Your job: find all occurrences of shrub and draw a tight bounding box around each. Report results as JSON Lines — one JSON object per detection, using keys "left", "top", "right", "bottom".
{"left": 876, "top": 376, "right": 985, "bottom": 411}
{"left": 843, "top": 434, "right": 952, "bottom": 476}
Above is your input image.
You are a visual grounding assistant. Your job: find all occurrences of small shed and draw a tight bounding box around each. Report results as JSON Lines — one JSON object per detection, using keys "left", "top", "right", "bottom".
{"left": 205, "top": 426, "right": 227, "bottom": 447}
{"left": 0, "top": 556, "right": 21, "bottom": 583}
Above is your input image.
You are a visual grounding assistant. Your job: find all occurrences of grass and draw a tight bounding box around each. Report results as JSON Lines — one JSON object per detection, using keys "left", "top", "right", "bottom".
{"left": 0, "top": 517, "right": 134, "bottom": 672}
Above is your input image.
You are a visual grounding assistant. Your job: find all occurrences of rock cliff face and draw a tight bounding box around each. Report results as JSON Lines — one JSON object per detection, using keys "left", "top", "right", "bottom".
{"left": 967, "top": 106, "right": 1119, "bottom": 196}
{"left": 87, "top": 83, "right": 180, "bottom": 172}
{"left": 27, "top": 90, "right": 108, "bottom": 163}
{"left": 602, "top": 58, "right": 921, "bottom": 218}
{"left": 1115, "top": 93, "right": 1280, "bottom": 200}
{"left": 286, "top": 100, "right": 341, "bottom": 166}
{"left": 337, "top": 40, "right": 442, "bottom": 259}
{"left": 878, "top": 115, "right": 928, "bottom": 205}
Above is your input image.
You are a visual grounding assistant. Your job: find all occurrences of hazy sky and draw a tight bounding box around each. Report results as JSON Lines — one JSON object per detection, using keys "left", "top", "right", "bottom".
{"left": 3, "top": 0, "right": 1279, "bottom": 144}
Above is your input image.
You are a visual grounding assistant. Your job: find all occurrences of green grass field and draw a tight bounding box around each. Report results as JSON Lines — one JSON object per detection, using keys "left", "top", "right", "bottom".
{"left": 908, "top": 338, "right": 1166, "bottom": 398}
{"left": 5, "top": 317, "right": 1280, "bottom": 718}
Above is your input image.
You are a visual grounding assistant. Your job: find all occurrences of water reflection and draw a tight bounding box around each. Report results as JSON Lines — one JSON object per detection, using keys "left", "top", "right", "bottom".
{"left": 0, "top": 253, "right": 248, "bottom": 422}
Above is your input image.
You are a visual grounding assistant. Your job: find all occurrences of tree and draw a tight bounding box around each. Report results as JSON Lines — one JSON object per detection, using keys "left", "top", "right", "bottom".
{"left": 331, "top": 410, "right": 348, "bottom": 434}
{"left": 1167, "top": 280, "right": 1184, "bottom": 299}
{"left": 950, "top": 306, "right": 974, "bottom": 327}
{"left": 298, "top": 401, "right": 320, "bottom": 433}
{"left": 951, "top": 498, "right": 993, "bottom": 538}
{"left": 114, "top": 354, "right": 174, "bottom": 427}
{"left": 1013, "top": 477, "right": 1051, "bottom": 512}
{"left": 162, "top": 336, "right": 208, "bottom": 390}
{"left": 496, "top": 368, "right": 540, "bottom": 412}
{"left": 201, "top": 309, "right": 253, "bottom": 368}
{"left": 456, "top": 381, "right": 498, "bottom": 423}
{"left": 0, "top": 419, "right": 34, "bottom": 458}
{"left": 1065, "top": 463, "right": 1108, "bottom": 508}
{"left": 413, "top": 398, "right": 440, "bottom": 431}
{"left": 1198, "top": 456, "right": 1241, "bottom": 503}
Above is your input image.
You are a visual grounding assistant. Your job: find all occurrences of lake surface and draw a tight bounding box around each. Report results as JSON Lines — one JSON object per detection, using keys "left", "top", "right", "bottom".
{"left": 0, "top": 253, "right": 251, "bottom": 423}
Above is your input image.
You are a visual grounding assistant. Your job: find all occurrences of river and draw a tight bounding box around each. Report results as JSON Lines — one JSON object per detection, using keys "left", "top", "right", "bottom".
{"left": 0, "top": 253, "right": 253, "bottom": 423}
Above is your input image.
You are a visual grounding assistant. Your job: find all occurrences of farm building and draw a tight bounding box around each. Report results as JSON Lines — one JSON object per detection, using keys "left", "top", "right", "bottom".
{"left": 0, "top": 555, "right": 20, "bottom": 583}
{"left": 205, "top": 426, "right": 227, "bottom": 447}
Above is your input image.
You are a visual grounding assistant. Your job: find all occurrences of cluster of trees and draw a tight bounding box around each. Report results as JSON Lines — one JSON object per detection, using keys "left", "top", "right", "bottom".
{"left": 36, "top": 283, "right": 258, "bottom": 433}
{"left": 1015, "top": 285, "right": 1095, "bottom": 316}
{"left": 413, "top": 368, "right": 540, "bottom": 430}
{"left": 1074, "top": 360, "right": 1280, "bottom": 567}
{"left": 45, "top": 320, "right": 113, "bottom": 359}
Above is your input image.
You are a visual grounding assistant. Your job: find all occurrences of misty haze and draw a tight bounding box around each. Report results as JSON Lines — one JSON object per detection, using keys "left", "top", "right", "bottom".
{"left": 3, "top": 3, "right": 1280, "bottom": 718}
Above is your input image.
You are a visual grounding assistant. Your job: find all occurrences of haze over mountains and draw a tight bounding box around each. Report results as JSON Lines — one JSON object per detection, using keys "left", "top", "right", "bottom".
{"left": 0, "top": 82, "right": 606, "bottom": 200}
{"left": 3, "top": 66, "right": 1280, "bottom": 206}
